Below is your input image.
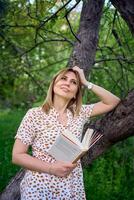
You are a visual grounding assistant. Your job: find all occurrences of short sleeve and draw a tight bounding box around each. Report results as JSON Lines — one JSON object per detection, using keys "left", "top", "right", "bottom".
{"left": 15, "top": 109, "right": 35, "bottom": 145}
{"left": 80, "top": 104, "right": 95, "bottom": 119}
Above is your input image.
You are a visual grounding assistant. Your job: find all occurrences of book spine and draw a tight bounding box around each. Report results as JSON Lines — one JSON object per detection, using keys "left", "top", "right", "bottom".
{"left": 72, "top": 151, "right": 87, "bottom": 164}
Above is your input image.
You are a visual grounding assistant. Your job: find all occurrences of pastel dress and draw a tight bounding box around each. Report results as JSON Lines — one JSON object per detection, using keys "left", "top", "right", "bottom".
{"left": 15, "top": 104, "right": 94, "bottom": 200}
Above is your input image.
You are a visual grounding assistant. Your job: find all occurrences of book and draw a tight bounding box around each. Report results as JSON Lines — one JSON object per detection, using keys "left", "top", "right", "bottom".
{"left": 48, "top": 128, "right": 103, "bottom": 163}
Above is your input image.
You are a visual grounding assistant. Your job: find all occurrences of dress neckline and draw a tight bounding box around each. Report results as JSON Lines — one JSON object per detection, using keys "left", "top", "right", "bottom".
{"left": 50, "top": 107, "right": 73, "bottom": 128}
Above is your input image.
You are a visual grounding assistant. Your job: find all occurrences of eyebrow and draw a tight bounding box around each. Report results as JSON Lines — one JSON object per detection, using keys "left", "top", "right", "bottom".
{"left": 63, "top": 74, "right": 77, "bottom": 82}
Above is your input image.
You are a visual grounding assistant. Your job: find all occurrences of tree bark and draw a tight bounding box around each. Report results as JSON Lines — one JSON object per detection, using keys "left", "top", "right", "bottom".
{"left": 0, "top": 169, "right": 25, "bottom": 200}
{"left": 68, "top": 0, "right": 105, "bottom": 77}
{"left": 82, "top": 89, "right": 134, "bottom": 165}
{"left": 110, "top": 0, "right": 134, "bottom": 35}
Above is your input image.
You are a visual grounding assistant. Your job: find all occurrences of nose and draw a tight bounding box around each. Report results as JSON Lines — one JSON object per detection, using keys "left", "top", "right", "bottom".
{"left": 65, "top": 81, "right": 70, "bottom": 85}
{"left": 64, "top": 80, "right": 70, "bottom": 86}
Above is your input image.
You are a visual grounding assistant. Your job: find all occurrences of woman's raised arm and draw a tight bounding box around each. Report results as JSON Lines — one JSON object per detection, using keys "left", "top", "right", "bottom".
{"left": 73, "top": 66, "right": 120, "bottom": 117}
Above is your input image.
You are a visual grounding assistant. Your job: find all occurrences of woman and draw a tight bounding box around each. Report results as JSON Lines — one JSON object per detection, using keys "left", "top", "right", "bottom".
{"left": 12, "top": 66, "right": 120, "bottom": 199}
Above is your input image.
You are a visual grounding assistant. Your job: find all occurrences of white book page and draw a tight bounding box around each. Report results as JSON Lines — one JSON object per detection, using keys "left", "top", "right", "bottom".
{"left": 48, "top": 134, "right": 82, "bottom": 162}
{"left": 81, "top": 129, "right": 94, "bottom": 149}
{"left": 62, "top": 129, "right": 83, "bottom": 148}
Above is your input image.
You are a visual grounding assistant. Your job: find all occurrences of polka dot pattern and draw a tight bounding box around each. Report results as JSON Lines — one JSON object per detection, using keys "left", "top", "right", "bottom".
{"left": 15, "top": 104, "right": 94, "bottom": 200}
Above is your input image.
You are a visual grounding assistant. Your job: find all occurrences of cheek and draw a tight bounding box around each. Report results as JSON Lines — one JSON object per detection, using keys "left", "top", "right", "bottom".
{"left": 71, "top": 87, "right": 78, "bottom": 96}
{"left": 74, "top": 86, "right": 78, "bottom": 93}
{"left": 53, "top": 85, "right": 58, "bottom": 93}
{"left": 53, "top": 80, "right": 61, "bottom": 89}
{"left": 53, "top": 82, "right": 62, "bottom": 95}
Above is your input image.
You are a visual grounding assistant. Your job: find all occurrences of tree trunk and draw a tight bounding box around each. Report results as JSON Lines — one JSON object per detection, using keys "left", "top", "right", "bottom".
{"left": 110, "top": 0, "right": 134, "bottom": 35}
{"left": 68, "top": 0, "right": 105, "bottom": 77}
{"left": 1, "top": 0, "right": 134, "bottom": 199}
{"left": 0, "top": 169, "right": 25, "bottom": 200}
{"left": 82, "top": 89, "right": 134, "bottom": 165}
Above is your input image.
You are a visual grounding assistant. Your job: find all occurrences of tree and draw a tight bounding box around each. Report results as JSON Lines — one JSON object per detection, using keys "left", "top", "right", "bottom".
{"left": 0, "top": 0, "right": 133, "bottom": 199}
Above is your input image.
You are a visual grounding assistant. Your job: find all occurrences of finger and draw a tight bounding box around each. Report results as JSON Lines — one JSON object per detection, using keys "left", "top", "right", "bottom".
{"left": 73, "top": 66, "right": 80, "bottom": 70}
{"left": 65, "top": 166, "right": 76, "bottom": 172}
{"left": 65, "top": 171, "right": 70, "bottom": 177}
{"left": 73, "top": 67, "right": 83, "bottom": 75}
{"left": 68, "top": 162, "right": 77, "bottom": 167}
{"left": 64, "top": 164, "right": 75, "bottom": 169}
{"left": 62, "top": 162, "right": 73, "bottom": 166}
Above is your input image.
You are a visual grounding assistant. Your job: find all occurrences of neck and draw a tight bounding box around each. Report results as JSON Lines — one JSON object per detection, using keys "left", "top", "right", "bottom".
{"left": 53, "top": 95, "right": 69, "bottom": 114}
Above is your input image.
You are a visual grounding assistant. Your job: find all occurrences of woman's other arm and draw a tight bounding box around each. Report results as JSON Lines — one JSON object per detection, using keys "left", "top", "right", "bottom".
{"left": 12, "top": 139, "right": 76, "bottom": 177}
{"left": 12, "top": 139, "right": 50, "bottom": 173}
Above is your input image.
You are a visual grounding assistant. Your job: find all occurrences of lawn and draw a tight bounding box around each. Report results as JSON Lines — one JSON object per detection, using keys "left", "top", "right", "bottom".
{"left": 0, "top": 108, "right": 26, "bottom": 192}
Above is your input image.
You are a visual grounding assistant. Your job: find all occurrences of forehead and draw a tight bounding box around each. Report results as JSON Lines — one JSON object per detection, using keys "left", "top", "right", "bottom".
{"left": 55, "top": 70, "right": 79, "bottom": 83}
{"left": 63, "top": 71, "right": 77, "bottom": 79}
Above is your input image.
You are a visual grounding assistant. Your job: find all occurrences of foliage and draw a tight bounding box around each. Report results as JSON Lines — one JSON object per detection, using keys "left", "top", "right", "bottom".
{"left": 84, "top": 138, "right": 134, "bottom": 200}
{"left": 0, "top": 1, "right": 133, "bottom": 108}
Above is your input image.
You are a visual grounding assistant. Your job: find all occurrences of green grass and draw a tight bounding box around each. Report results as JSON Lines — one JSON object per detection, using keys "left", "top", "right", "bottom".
{"left": 0, "top": 109, "right": 134, "bottom": 200}
{"left": 83, "top": 139, "right": 134, "bottom": 200}
{"left": 0, "top": 108, "right": 26, "bottom": 192}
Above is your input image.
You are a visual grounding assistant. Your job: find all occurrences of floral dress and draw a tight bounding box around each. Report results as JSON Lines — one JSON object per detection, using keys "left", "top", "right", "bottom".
{"left": 15, "top": 104, "right": 94, "bottom": 200}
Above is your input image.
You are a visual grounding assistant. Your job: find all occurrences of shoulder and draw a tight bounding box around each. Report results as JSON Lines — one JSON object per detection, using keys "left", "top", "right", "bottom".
{"left": 80, "top": 104, "right": 95, "bottom": 111}
{"left": 25, "top": 107, "right": 44, "bottom": 118}
{"left": 79, "top": 104, "right": 95, "bottom": 118}
{"left": 28, "top": 107, "right": 42, "bottom": 113}
{"left": 83, "top": 104, "right": 94, "bottom": 109}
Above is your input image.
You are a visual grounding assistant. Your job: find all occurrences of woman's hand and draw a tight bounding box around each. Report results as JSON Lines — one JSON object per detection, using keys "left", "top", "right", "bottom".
{"left": 49, "top": 160, "right": 77, "bottom": 177}
{"left": 73, "top": 66, "right": 88, "bottom": 86}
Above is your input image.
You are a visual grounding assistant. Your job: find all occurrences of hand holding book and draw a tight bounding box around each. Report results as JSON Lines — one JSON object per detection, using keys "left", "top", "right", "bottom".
{"left": 48, "top": 160, "right": 77, "bottom": 177}
{"left": 48, "top": 128, "right": 103, "bottom": 163}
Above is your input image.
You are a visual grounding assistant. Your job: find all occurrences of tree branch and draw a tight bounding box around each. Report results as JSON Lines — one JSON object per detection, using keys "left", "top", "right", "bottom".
{"left": 38, "top": 0, "right": 72, "bottom": 29}
{"left": 64, "top": 0, "right": 81, "bottom": 42}
{"left": 95, "top": 57, "right": 134, "bottom": 64}
{"left": 110, "top": 0, "right": 134, "bottom": 34}
{"left": 82, "top": 89, "right": 134, "bottom": 166}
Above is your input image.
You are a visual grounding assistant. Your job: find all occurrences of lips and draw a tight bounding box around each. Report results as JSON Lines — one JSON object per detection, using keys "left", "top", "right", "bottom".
{"left": 60, "top": 86, "right": 70, "bottom": 92}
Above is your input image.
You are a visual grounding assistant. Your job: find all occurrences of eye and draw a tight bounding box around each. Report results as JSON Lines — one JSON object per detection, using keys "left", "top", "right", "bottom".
{"left": 71, "top": 80, "right": 77, "bottom": 85}
{"left": 61, "top": 76, "right": 67, "bottom": 80}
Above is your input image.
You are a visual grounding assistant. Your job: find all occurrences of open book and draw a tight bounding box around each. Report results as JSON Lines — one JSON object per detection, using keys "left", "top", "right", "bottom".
{"left": 48, "top": 128, "right": 103, "bottom": 163}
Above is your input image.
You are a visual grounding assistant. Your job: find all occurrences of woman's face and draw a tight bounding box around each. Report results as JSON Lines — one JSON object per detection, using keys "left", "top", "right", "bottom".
{"left": 53, "top": 71, "right": 79, "bottom": 101}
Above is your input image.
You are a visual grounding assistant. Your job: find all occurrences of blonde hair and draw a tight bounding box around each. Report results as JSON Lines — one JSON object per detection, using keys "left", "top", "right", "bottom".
{"left": 42, "top": 68, "right": 82, "bottom": 116}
